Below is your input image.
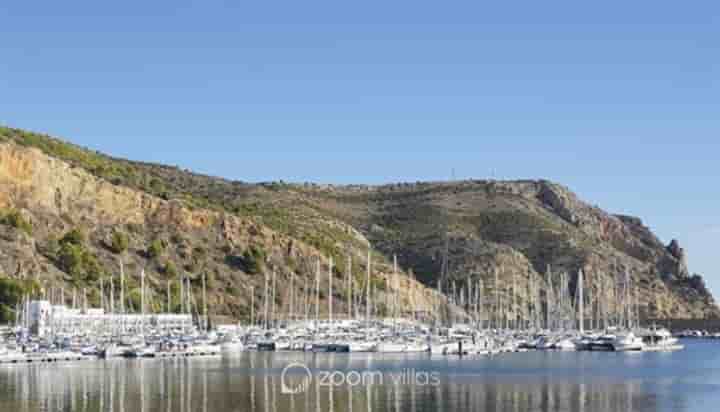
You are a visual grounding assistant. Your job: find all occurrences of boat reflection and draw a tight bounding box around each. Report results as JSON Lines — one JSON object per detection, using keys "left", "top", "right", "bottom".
{"left": 0, "top": 352, "right": 695, "bottom": 412}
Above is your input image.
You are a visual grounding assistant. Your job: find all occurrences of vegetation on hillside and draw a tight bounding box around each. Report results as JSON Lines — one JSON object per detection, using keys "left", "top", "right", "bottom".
{"left": 0, "top": 208, "right": 33, "bottom": 235}
{"left": 0, "top": 125, "right": 716, "bottom": 319}
{"left": 0, "top": 276, "right": 40, "bottom": 323}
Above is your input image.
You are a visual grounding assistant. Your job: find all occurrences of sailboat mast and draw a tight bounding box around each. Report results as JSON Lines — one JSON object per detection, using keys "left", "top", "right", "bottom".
{"left": 271, "top": 269, "right": 276, "bottom": 329}
{"left": 366, "top": 249, "right": 371, "bottom": 330}
{"left": 578, "top": 269, "right": 585, "bottom": 334}
{"left": 328, "top": 257, "right": 333, "bottom": 324}
{"left": 393, "top": 254, "right": 398, "bottom": 329}
{"left": 290, "top": 270, "right": 295, "bottom": 323}
{"left": 494, "top": 267, "right": 500, "bottom": 330}
{"left": 110, "top": 276, "right": 114, "bottom": 315}
{"left": 546, "top": 265, "right": 552, "bottom": 330}
{"left": 512, "top": 270, "right": 517, "bottom": 330}
{"left": 315, "top": 258, "right": 321, "bottom": 327}
{"left": 179, "top": 271, "right": 184, "bottom": 315}
{"left": 250, "top": 286, "right": 255, "bottom": 327}
{"left": 140, "top": 268, "right": 145, "bottom": 334}
{"left": 304, "top": 275, "right": 309, "bottom": 324}
{"left": 347, "top": 255, "right": 352, "bottom": 320}
{"left": 167, "top": 280, "right": 171, "bottom": 314}
{"left": 100, "top": 277, "right": 105, "bottom": 313}
{"left": 263, "top": 271, "right": 269, "bottom": 330}
{"left": 202, "top": 272, "right": 207, "bottom": 332}
{"left": 625, "top": 269, "right": 631, "bottom": 329}
{"left": 120, "top": 261, "right": 125, "bottom": 315}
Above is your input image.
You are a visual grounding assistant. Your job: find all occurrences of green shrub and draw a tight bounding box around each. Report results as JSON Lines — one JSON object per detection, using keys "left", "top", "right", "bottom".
{"left": 109, "top": 231, "right": 129, "bottom": 254}
{"left": 147, "top": 239, "right": 165, "bottom": 259}
{"left": 0, "top": 277, "right": 40, "bottom": 323}
{"left": 162, "top": 260, "right": 178, "bottom": 278}
{"left": 57, "top": 242, "right": 103, "bottom": 281}
{"left": 60, "top": 228, "right": 85, "bottom": 246}
{"left": 242, "top": 246, "right": 267, "bottom": 274}
{"left": 0, "top": 209, "right": 32, "bottom": 234}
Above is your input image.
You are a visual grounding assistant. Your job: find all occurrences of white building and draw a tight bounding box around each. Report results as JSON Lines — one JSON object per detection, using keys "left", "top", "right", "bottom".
{"left": 29, "top": 300, "right": 193, "bottom": 337}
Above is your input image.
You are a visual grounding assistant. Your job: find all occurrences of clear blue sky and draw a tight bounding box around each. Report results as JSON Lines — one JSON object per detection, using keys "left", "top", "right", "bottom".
{"left": 1, "top": 1, "right": 719, "bottom": 296}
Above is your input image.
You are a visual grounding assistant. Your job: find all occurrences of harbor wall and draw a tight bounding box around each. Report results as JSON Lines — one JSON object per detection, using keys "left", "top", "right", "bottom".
{"left": 644, "top": 319, "right": 720, "bottom": 333}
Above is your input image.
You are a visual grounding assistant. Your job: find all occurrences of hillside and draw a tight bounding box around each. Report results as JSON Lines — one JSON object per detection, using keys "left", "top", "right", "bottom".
{"left": 0, "top": 126, "right": 717, "bottom": 322}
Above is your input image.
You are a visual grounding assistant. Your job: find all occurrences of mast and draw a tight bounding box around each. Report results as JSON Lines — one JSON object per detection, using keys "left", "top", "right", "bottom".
{"left": 393, "top": 254, "right": 398, "bottom": 330}
{"left": 110, "top": 276, "right": 114, "bottom": 315}
{"left": 202, "top": 272, "right": 207, "bottom": 332}
{"left": 527, "top": 274, "right": 533, "bottom": 330}
{"left": 271, "top": 269, "right": 276, "bottom": 329}
{"left": 167, "top": 280, "right": 171, "bottom": 314}
{"left": 478, "top": 279, "right": 483, "bottom": 329}
{"left": 440, "top": 234, "right": 449, "bottom": 294}
{"left": 179, "top": 271, "right": 184, "bottom": 315}
{"left": 625, "top": 268, "right": 631, "bottom": 329}
{"left": 328, "top": 257, "right": 334, "bottom": 324}
{"left": 250, "top": 286, "right": 255, "bottom": 327}
{"left": 494, "top": 267, "right": 500, "bottom": 330}
{"left": 602, "top": 274, "right": 609, "bottom": 330}
{"left": 635, "top": 284, "right": 640, "bottom": 328}
{"left": 347, "top": 255, "right": 352, "bottom": 320}
{"left": 587, "top": 273, "right": 593, "bottom": 331}
{"left": 120, "top": 261, "right": 125, "bottom": 314}
{"left": 578, "top": 269, "right": 584, "bottom": 334}
{"left": 366, "top": 249, "right": 371, "bottom": 331}
{"left": 315, "top": 258, "right": 321, "bottom": 328}
{"left": 100, "top": 277, "right": 105, "bottom": 313}
{"left": 304, "top": 275, "right": 309, "bottom": 324}
{"left": 140, "top": 268, "right": 145, "bottom": 334}
{"left": 512, "top": 270, "right": 517, "bottom": 330}
{"left": 290, "top": 270, "right": 295, "bottom": 323}
{"left": 119, "top": 260, "right": 125, "bottom": 334}
{"left": 545, "top": 265, "right": 552, "bottom": 330}
{"left": 263, "top": 271, "right": 269, "bottom": 331}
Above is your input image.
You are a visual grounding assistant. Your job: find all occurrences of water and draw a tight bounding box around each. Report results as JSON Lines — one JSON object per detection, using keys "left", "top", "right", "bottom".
{"left": 1, "top": 340, "right": 719, "bottom": 412}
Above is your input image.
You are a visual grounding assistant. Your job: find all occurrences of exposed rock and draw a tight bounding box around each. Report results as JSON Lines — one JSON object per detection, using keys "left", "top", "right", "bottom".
{"left": 0, "top": 139, "right": 445, "bottom": 319}
{"left": 0, "top": 125, "right": 716, "bottom": 320}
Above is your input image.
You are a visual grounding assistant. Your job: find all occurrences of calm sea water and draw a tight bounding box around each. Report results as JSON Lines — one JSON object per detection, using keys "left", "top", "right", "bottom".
{"left": 1, "top": 340, "right": 719, "bottom": 412}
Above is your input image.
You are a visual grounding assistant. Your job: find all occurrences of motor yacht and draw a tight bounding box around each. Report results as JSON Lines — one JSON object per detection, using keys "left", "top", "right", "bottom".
{"left": 611, "top": 332, "right": 644, "bottom": 352}
{"left": 640, "top": 327, "right": 684, "bottom": 351}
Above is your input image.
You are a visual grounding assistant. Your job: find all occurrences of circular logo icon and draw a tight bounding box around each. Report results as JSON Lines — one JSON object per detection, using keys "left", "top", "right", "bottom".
{"left": 281, "top": 362, "right": 313, "bottom": 395}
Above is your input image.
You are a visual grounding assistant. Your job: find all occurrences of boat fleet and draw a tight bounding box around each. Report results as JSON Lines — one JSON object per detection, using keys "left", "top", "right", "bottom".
{"left": 0, "top": 251, "right": 690, "bottom": 365}
{"left": 0, "top": 318, "right": 685, "bottom": 365}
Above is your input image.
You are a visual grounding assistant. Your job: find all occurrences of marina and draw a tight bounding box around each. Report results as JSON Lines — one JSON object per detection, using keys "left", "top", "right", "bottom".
{"left": 1, "top": 2, "right": 718, "bottom": 411}
{"left": 1, "top": 255, "right": 694, "bottom": 365}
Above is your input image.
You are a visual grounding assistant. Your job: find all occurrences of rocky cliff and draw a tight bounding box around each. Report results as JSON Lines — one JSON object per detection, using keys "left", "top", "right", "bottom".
{"left": 0, "top": 126, "right": 716, "bottom": 322}
{"left": 0, "top": 130, "right": 443, "bottom": 322}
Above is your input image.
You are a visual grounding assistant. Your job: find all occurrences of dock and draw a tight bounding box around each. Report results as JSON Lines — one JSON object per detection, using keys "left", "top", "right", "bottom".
{"left": 146, "top": 349, "right": 221, "bottom": 358}
{"left": 0, "top": 353, "right": 93, "bottom": 365}
{"left": 642, "top": 344, "right": 685, "bottom": 352}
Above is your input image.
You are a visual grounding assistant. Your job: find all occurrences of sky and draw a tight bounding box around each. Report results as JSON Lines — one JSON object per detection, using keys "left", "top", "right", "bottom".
{"left": 1, "top": 1, "right": 719, "bottom": 295}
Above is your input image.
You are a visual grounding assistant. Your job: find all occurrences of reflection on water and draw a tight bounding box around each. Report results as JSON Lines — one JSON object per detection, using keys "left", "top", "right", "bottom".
{"left": 1, "top": 342, "right": 719, "bottom": 412}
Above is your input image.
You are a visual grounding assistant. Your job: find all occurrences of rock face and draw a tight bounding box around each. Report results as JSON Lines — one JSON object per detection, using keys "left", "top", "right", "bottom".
{"left": 0, "top": 137, "right": 444, "bottom": 320}
{"left": 281, "top": 181, "right": 719, "bottom": 319}
{"left": 665, "top": 239, "right": 690, "bottom": 278}
{"left": 0, "top": 126, "right": 717, "bottom": 321}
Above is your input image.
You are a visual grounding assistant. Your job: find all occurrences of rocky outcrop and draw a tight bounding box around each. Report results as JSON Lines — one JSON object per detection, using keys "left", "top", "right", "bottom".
{"left": 0, "top": 126, "right": 716, "bottom": 320}
{"left": 290, "top": 180, "right": 718, "bottom": 319}
{"left": 0, "top": 141, "right": 444, "bottom": 320}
